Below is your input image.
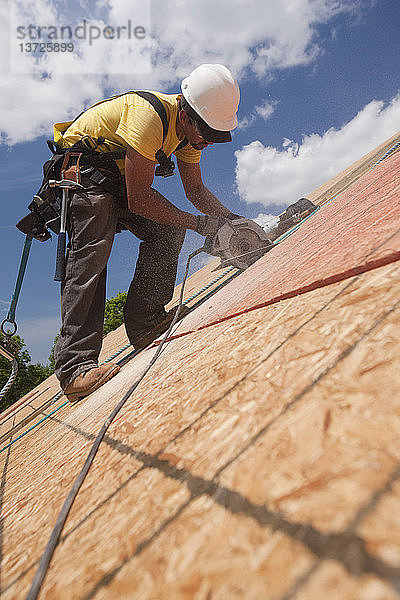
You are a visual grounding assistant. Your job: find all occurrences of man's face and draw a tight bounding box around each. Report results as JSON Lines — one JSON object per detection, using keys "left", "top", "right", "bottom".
{"left": 181, "top": 111, "right": 213, "bottom": 150}
{"left": 189, "top": 117, "right": 213, "bottom": 150}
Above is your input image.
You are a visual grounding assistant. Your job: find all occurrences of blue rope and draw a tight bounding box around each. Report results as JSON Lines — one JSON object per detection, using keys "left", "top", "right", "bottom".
{"left": 368, "top": 140, "right": 400, "bottom": 171}
{"left": 183, "top": 266, "right": 236, "bottom": 304}
{"left": 0, "top": 399, "right": 68, "bottom": 454}
{"left": 99, "top": 270, "right": 237, "bottom": 366}
{"left": 319, "top": 139, "right": 400, "bottom": 210}
{"left": 274, "top": 207, "right": 320, "bottom": 243}
{"left": 102, "top": 342, "right": 131, "bottom": 363}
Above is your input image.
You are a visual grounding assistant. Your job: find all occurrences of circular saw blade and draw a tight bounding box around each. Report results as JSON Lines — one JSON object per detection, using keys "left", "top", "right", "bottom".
{"left": 211, "top": 218, "right": 272, "bottom": 270}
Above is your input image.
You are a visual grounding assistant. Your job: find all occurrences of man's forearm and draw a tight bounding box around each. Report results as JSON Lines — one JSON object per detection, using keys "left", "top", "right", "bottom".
{"left": 128, "top": 187, "right": 197, "bottom": 230}
{"left": 187, "top": 185, "right": 231, "bottom": 217}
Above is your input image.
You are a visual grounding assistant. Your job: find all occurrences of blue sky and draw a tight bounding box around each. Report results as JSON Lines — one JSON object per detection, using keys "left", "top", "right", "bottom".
{"left": 0, "top": 0, "right": 399, "bottom": 364}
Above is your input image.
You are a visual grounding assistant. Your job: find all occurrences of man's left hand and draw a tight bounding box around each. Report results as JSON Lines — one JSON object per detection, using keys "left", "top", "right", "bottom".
{"left": 195, "top": 215, "right": 228, "bottom": 237}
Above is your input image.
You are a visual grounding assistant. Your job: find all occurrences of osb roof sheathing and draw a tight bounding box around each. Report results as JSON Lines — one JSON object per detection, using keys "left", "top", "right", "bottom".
{"left": 0, "top": 133, "right": 400, "bottom": 599}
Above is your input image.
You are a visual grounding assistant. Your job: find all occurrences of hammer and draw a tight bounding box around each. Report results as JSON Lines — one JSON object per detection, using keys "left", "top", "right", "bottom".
{"left": 49, "top": 179, "right": 84, "bottom": 282}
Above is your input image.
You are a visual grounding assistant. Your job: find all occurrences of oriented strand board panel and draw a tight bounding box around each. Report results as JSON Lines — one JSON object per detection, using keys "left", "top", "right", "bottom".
{"left": 2, "top": 143, "right": 398, "bottom": 442}
{"left": 291, "top": 561, "right": 399, "bottom": 600}
{"left": 307, "top": 131, "right": 400, "bottom": 205}
{"left": 0, "top": 261, "right": 399, "bottom": 599}
{"left": 1, "top": 136, "right": 400, "bottom": 599}
{"left": 171, "top": 148, "right": 400, "bottom": 339}
{"left": 92, "top": 497, "right": 316, "bottom": 600}
{"left": 0, "top": 322, "right": 134, "bottom": 443}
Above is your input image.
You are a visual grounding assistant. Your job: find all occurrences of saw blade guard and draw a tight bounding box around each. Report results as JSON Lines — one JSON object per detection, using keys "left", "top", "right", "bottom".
{"left": 209, "top": 218, "right": 272, "bottom": 270}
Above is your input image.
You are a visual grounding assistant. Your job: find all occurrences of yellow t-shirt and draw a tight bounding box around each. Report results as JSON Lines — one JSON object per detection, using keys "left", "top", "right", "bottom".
{"left": 55, "top": 91, "right": 201, "bottom": 172}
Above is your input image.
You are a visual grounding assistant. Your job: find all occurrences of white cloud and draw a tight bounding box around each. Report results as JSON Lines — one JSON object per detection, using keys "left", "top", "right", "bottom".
{"left": 253, "top": 213, "right": 280, "bottom": 228}
{"left": 255, "top": 101, "right": 276, "bottom": 120}
{"left": 18, "top": 315, "right": 60, "bottom": 340}
{"left": 193, "top": 253, "right": 215, "bottom": 270}
{"left": 0, "top": 298, "right": 10, "bottom": 312}
{"left": 1, "top": 0, "right": 359, "bottom": 144}
{"left": 0, "top": 306, "right": 60, "bottom": 362}
{"left": 18, "top": 315, "right": 61, "bottom": 363}
{"left": 149, "top": 0, "right": 357, "bottom": 83}
{"left": 235, "top": 93, "right": 400, "bottom": 208}
{"left": 237, "top": 99, "right": 277, "bottom": 130}
{"left": 1, "top": 0, "right": 151, "bottom": 144}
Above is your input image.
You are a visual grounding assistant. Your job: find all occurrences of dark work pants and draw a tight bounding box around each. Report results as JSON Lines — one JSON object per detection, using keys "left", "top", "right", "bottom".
{"left": 54, "top": 178, "right": 185, "bottom": 389}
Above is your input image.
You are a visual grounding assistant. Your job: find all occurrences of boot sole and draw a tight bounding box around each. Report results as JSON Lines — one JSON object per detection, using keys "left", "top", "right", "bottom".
{"left": 66, "top": 364, "right": 120, "bottom": 404}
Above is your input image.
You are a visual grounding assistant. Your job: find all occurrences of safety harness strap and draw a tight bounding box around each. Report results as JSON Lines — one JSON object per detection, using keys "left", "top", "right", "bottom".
{"left": 134, "top": 91, "right": 189, "bottom": 154}
{"left": 59, "top": 90, "right": 188, "bottom": 158}
{"left": 134, "top": 91, "right": 169, "bottom": 142}
{"left": 175, "top": 137, "right": 189, "bottom": 152}
{"left": 57, "top": 91, "right": 189, "bottom": 176}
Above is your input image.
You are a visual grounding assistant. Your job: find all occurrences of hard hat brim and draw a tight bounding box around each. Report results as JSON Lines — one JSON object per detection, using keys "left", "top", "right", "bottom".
{"left": 195, "top": 119, "right": 232, "bottom": 143}
{"left": 181, "top": 96, "right": 232, "bottom": 143}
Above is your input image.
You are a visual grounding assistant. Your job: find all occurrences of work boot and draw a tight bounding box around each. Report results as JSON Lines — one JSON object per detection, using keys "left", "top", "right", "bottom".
{"left": 64, "top": 362, "right": 120, "bottom": 403}
{"left": 281, "top": 197, "right": 317, "bottom": 221}
{"left": 126, "top": 305, "right": 190, "bottom": 350}
{"left": 269, "top": 197, "right": 318, "bottom": 241}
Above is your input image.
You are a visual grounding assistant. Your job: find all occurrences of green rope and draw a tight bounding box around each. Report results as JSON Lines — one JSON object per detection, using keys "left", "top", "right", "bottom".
{"left": 4, "top": 235, "right": 33, "bottom": 330}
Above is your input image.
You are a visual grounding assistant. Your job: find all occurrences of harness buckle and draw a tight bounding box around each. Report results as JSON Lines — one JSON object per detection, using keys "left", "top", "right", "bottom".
{"left": 155, "top": 149, "right": 176, "bottom": 177}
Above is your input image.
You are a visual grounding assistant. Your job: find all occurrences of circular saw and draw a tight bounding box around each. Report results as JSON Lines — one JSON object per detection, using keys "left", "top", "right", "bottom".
{"left": 205, "top": 218, "right": 274, "bottom": 270}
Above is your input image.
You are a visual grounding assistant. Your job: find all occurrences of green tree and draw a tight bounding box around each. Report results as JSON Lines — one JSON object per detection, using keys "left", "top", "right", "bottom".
{"left": 48, "top": 333, "right": 59, "bottom": 373}
{"left": 103, "top": 291, "right": 127, "bottom": 335}
{"left": 0, "top": 334, "right": 51, "bottom": 412}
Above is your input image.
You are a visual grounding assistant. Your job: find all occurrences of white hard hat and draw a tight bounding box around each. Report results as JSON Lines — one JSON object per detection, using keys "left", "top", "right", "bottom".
{"left": 181, "top": 64, "right": 240, "bottom": 133}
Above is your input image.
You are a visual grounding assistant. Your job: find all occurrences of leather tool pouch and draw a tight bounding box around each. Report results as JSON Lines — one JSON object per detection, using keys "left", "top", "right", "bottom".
{"left": 16, "top": 141, "right": 124, "bottom": 242}
{"left": 17, "top": 148, "right": 86, "bottom": 241}
{"left": 61, "top": 151, "right": 82, "bottom": 184}
{"left": 16, "top": 145, "right": 66, "bottom": 241}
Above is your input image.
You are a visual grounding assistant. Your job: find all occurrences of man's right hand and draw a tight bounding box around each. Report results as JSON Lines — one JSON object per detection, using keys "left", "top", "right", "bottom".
{"left": 195, "top": 215, "right": 228, "bottom": 237}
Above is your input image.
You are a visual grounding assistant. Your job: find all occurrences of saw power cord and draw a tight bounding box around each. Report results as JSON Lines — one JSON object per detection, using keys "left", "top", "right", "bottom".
{"left": 0, "top": 134, "right": 395, "bottom": 597}
{"left": 25, "top": 247, "right": 203, "bottom": 600}
{"left": 1, "top": 140, "right": 396, "bottom": 455}
{"left": 0, "top": 137, "right": 396, "bottom": 597}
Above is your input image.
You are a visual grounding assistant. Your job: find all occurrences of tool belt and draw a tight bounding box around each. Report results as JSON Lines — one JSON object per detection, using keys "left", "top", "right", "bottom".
{"left": 16, "top": 137, "right": 125, "bottom": 242}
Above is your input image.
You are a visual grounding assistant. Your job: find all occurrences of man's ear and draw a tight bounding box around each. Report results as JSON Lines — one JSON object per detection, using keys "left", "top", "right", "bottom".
{"left": 178, "top": 109, "right": 189, "bottom": 126}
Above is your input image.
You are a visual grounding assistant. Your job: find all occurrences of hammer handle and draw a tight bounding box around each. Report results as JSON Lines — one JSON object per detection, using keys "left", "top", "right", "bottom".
{"left": 54, "top": 232, "right": 67, "bottom": 282}
{"left": 54, "top": 188, "right": 69, "bottom": 282}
